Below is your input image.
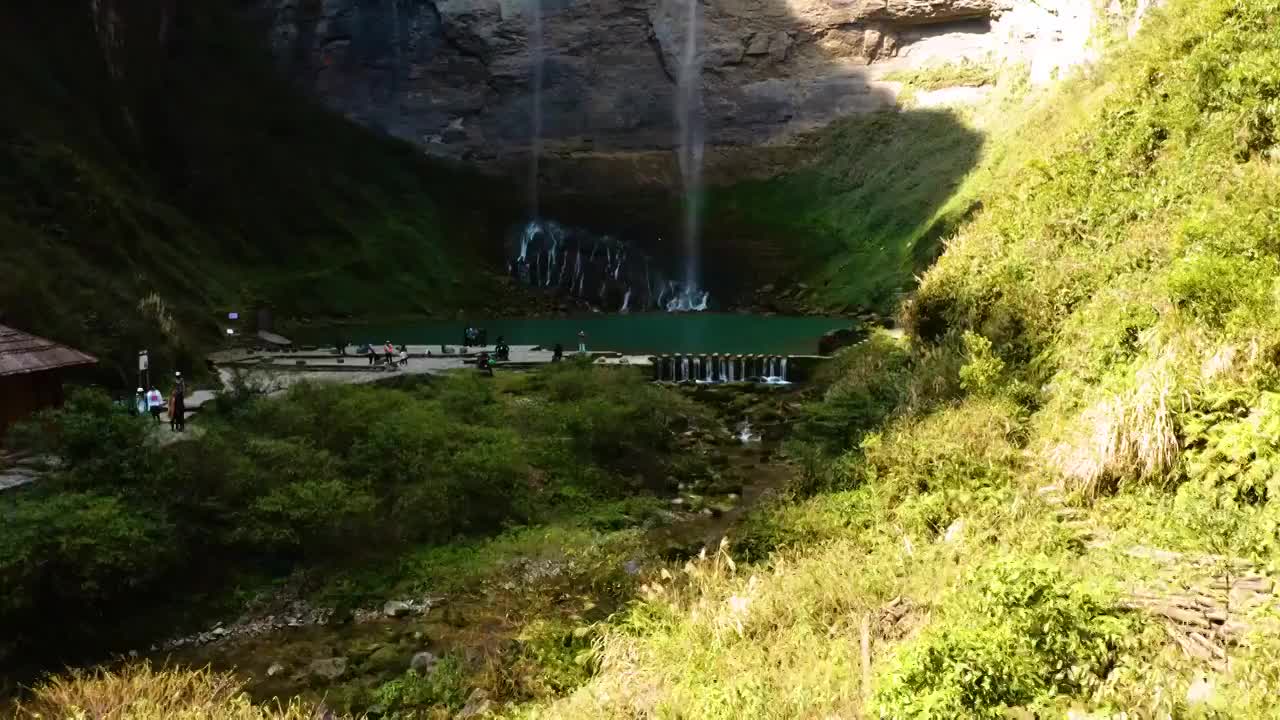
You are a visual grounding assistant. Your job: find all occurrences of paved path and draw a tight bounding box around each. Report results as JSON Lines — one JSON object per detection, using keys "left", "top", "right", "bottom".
{"left": 0, "top": 451, "right": 57, "bottom": 493}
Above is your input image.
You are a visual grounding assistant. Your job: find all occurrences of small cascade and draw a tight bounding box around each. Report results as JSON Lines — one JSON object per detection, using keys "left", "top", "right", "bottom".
{"left": 736, "top": 421, "right": 760, "bottom": 444}
{"left": 620, "top": 288, "right": 632, "bottom": 313}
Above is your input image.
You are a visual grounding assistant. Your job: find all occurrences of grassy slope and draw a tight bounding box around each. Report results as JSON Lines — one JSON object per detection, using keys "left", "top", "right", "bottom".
{"left": 0, "top": 3, "right": 506, "bottom": 383}
{"left": 506, "top": 0, "right": 1280, "bottom": 717}
{"left": 707, "top": 108, "right": 987, "bottom": 314}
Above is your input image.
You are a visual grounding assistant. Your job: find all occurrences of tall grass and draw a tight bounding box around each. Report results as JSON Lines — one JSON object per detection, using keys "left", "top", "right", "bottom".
{"left": 15, "top": 664, "right": 332, "bottom": 720}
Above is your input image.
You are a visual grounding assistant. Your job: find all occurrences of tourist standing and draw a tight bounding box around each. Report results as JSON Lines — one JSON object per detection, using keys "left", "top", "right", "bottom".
{"left": 135, "top": 388, "right": 147, "bottom": 416}
{"left": 552, "top": 343, "right": 564, "bottom": 362}
{"left": 172, "top": 387, "right": 186, "bottom": 432}
{"left": 384, "top": 340, "right": 395, "bottom": 366}
{"left": 146, "top": 387, "right": 164, "bottom": 423}
{"left": 577, "top": 330, "right": 587, "bottom": 354}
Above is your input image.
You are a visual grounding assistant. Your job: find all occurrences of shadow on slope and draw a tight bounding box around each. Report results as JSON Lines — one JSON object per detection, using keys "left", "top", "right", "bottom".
{"left": 0, "top": 2, "right": 511, "bottom": 383}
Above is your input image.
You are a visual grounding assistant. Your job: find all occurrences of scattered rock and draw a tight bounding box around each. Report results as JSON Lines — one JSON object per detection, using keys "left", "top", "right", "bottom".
{"left": 410, "top": 651, "right": 439, "bottom": 674}
{"left": 943, "top": 518, "right": 965, "bottom": 544}
{"left": 1186, "top": 674, "right": 1215, "bottom": 705}
{"left": 744, "top": 32, "right": 771, "bottom": 56}
{"left": 456, "top": 688, "right": 493, "bottom": 719}
{"left": 308, "top": 657, "right": 349, "bottom": 681}
{"left": 767, "top": 31, "right": 793, "bottom": 62}
{"left": 365, "top": 645, "right": 403, "bottom": 672}
{"left": 383, "top": 600, "right": 412, "bottom": 618}
{"left": 266, "top": 662, "right": 286, "bottom": 678}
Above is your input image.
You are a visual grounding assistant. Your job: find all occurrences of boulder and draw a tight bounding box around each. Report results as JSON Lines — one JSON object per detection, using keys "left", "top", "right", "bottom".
{"left": 383, "top": 600, "right": 413, "bottom": 618}
{"left": 410, "top": 651, "right": 439, "bottom": 674}
{"left": 457, "top": 688, "right": 493, "bottom": 719}
{"left": 308, "top": 657, "right": 348, "bottom": 681}
{"left": 365, "top": 645, "right": 403, "bottom": 672}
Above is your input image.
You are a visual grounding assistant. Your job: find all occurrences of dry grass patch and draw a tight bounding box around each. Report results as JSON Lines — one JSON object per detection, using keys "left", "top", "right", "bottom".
{"left": 14, "top": 663, "right": 334, "bottom": 720}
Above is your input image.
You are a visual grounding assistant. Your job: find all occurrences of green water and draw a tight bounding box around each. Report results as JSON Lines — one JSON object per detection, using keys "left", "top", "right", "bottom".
{"left": 305, "top": 314, "right": 848, "bottom": 355}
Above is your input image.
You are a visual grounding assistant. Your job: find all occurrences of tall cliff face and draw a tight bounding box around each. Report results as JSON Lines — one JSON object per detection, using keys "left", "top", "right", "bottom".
{"left": 257, "top": 0, "right": 1098, "bottom": 193}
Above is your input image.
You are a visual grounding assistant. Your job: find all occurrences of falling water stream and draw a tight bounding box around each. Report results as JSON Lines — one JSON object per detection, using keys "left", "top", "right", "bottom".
{"left": 528, "top": 0, "right": 545, "bottom": 217}
{"left": 672, "top": 0, "right": 706, "bottom": 312}
{"left": 514, "top": 0, "right": 712, "bottom": 313}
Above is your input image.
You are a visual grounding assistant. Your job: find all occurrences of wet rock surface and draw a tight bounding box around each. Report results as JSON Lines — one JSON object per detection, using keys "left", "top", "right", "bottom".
{"left": 253, "top": 0, "right": 1102, "bottom": 192}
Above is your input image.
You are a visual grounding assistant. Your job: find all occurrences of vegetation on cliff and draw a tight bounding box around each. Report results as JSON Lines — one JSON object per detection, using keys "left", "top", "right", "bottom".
{"left": 0, "top": 3, "right": 503, "bottom": 382}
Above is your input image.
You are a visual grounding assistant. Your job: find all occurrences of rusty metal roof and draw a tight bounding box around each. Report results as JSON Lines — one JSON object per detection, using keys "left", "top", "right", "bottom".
{"left": 0, "top": 324, "right": 98, "bottom": 377}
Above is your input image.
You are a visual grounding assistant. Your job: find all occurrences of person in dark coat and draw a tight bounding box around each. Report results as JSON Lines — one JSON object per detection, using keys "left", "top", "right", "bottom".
{"left": 170, "top": 387, "right": 186, "bottom": 432}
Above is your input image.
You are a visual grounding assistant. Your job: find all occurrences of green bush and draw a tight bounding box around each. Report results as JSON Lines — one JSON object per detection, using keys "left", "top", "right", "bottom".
{"left": 512, "top": 620, "right": 599, "bottom": 698}
{"left": 0, "top": 365, "right": 704, "bottom": 666}
{"left": 838, "top": 399, "right": 1027, "bottom": 538}
{"left": 371, "top": 655, "right": 470, "bottom": 715}
{"left": 800, "top": 333, "right": 911, "bottom": 452}
{"left": 10, "top": 388, "right": 154, "bottom": 490}
{"left": 958, "top": 331, "right": 1005, "bottom": 397}
{"left": 1182, "top": 390, "right": 1280, "bottom": 503}
{"left": 873, "top": 558, "right": 1139, "bottom": 718}
{"left": 0, "top": 491, "right": 175, "bottom": 616}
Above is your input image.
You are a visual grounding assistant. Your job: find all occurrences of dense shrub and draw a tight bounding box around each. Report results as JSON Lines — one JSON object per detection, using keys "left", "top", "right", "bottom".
{"left": 0, "top": 492, "right": 175, "bottom": 617}
{"left": 873, "top": 558, "right": 1140, "bottom": 718}
{"left": 799, "top": 332, "right": 911, "bottom": 452}
{"left": 0, "top": 366, "right": 704, "bottom": 668}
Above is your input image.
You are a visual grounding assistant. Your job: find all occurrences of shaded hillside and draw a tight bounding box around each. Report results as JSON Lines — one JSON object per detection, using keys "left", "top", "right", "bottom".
{"left": 0, "top": 2, "right": 509, "bottom": 383}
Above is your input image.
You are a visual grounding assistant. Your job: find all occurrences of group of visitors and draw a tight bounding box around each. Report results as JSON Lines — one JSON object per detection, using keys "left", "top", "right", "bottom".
{"left": 463, "top": 326, "right": 488, "bottom": 347}
{"left": 133, "top": 372, "right": 186, "bottom": 432}
{"left": 358, "top": 341, "right": 409, "bottom": 369}
{"left": 475, "top": 335, "right": 511, "bottom": 377}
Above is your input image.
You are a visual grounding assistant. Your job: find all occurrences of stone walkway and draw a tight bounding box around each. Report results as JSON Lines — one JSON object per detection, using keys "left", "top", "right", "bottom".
{"left": 0, "top": 450, "right": 57, "bottom": 492}
{"left": 1038, "top": 483, "right": 1277, "bottom": 670}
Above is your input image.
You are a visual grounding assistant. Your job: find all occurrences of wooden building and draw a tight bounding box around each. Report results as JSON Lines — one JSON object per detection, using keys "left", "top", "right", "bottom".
{"left": 0, "top": 324, "right": 98, "bottom": 437}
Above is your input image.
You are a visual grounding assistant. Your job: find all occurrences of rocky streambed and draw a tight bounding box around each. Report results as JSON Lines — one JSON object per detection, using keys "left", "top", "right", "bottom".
{"left": 141, "top": 383, "right": 803, "bottom": 717}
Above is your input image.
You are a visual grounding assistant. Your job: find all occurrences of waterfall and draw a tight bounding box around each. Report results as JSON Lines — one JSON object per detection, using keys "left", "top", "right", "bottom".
{"left": 620, "top": 288, "right": 632, "bottom": 313}
{"left": 507, "top": 218, "right": 711, "bottom": 312}
{"left": 674, "top": 0, "right": 705, "bottom": 311}
{"left": 781, "top": 357, "right": 788, "bottom": 381}
{"left": 527, "top": 0, "right": 544, "bottom": 217}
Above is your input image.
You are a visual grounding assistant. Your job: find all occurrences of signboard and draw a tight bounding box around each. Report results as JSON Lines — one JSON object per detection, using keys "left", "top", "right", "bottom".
{"left": 138, "top": 350, "right": 149, "bottom": 371}
{"left": 228, "top": 312, "right": 239, "bottom": 320}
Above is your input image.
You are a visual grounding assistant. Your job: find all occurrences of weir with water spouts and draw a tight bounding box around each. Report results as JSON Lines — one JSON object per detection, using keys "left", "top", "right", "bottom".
{"left": 651, "top": 353, "right": 790, "bottom": 384}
